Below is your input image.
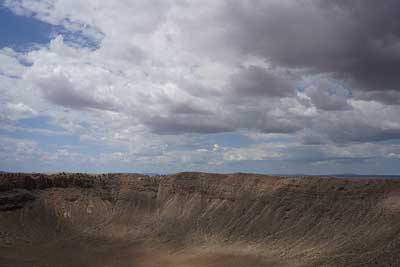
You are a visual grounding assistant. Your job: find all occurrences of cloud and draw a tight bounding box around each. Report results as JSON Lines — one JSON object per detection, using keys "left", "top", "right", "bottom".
{"left": 215, "top": 0, "right": 400, "bottom": 98}
{"left": 354, "top": 90, "right": 400, "bottom": 106}
{"left": 143, "top": 115, "right": 234, "bottom": 135}
{"left": 34, "top": 72, "right": 116, "bottom": 110}
{"left": 3, "top": 102, "right": 37, "bottom": 119}
{"left": 321, "top": 119, "right": 400, "bottom": 143}
{"left": 229, "top": 65, "right": 296, "bottom": 98}
{"left": 223, "top": 141, "right": 400, "bottom": 164}
{"left": 0, "top": 135, "right": 39, "bottom": 161}
{"left": 0, "top": 48, "right": 28, "bottom": 78}
{"left": 304, "top": 79, "right": 352, "bottom": 111}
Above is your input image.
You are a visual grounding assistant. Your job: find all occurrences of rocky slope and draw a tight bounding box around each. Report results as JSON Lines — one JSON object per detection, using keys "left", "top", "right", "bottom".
{"left": 1, "top": 172, "right": 400, "bottom": 266}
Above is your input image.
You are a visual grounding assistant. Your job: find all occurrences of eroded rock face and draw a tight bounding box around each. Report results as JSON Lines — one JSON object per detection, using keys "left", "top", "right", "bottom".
{"left": 0, "top": 189, "right": 35, "bottom": 211}
{"left": 1, "top": 172, "right": 400, "bottom": 266}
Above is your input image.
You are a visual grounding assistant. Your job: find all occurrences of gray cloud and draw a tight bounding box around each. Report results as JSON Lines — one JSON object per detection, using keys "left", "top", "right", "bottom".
{"left": 143, "top": 115, "right": 234, "bottom": 135}
{"left": 305, "top": 84, "right": 352, "bottom": 111}
{"left": 35, "top": 73, "right": 116, "bottom": 110}
{"left": 308, "top": 91, "right": 351, "bottom": 111}
{"left": 324, "top": 121, "right": 400, "bottom": 143}
{"left": 313, "top": 115, "right": 400, "bottom": 143}
{"left": 354, "top": 90, "right": 400, "bottom": 106}
{"left": 168, "top": 103, "right": 212, "bottom": 115}
{"left": 218, "top": 0, "right": 400, "bottom": 98}
{"left": 229, "top": 65, "right": 296, "bottom": 98}
{"left": 260, "top": 120, "right": 302, "bottom": 134}
{"left": 299, "top": 130, "right": 328, "bottom": 145}
{"left": 140, "top": 103, "right": 305, "bottom": 134}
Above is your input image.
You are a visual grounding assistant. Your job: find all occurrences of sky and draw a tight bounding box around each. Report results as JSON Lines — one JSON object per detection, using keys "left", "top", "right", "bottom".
{"left": 1, "top": 0, "right": 400, "bottom": 174}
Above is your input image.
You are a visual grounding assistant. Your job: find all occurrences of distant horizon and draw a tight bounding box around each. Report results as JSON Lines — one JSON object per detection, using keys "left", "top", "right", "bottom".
{"left": 2, "top": 170, "right": 400, "bottom": 178}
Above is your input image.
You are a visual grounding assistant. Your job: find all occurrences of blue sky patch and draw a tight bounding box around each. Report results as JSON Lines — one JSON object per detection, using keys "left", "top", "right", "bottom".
{"left": 0, "top": 6, "right": 54, "bottom": 50}
{"left": 16, "top": 116, "right": 63, "bottom": 131}
{"left": 0, "top": 5, "right": 99, "bottom": 51}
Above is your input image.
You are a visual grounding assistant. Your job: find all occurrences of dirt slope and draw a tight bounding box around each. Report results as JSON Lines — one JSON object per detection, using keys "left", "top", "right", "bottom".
{"left": 1, "top": 172, "right": 400, "bottom": 266}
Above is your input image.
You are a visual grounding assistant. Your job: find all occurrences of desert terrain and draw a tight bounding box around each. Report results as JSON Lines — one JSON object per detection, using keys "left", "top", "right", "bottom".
{"left": 1, "top": 172, "right": 400, "bottom": 266}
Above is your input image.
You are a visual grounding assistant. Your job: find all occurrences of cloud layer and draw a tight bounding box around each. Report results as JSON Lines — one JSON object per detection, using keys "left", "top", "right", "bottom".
{"left": 1, "top": 0, "right": 400, "bottom": 173}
